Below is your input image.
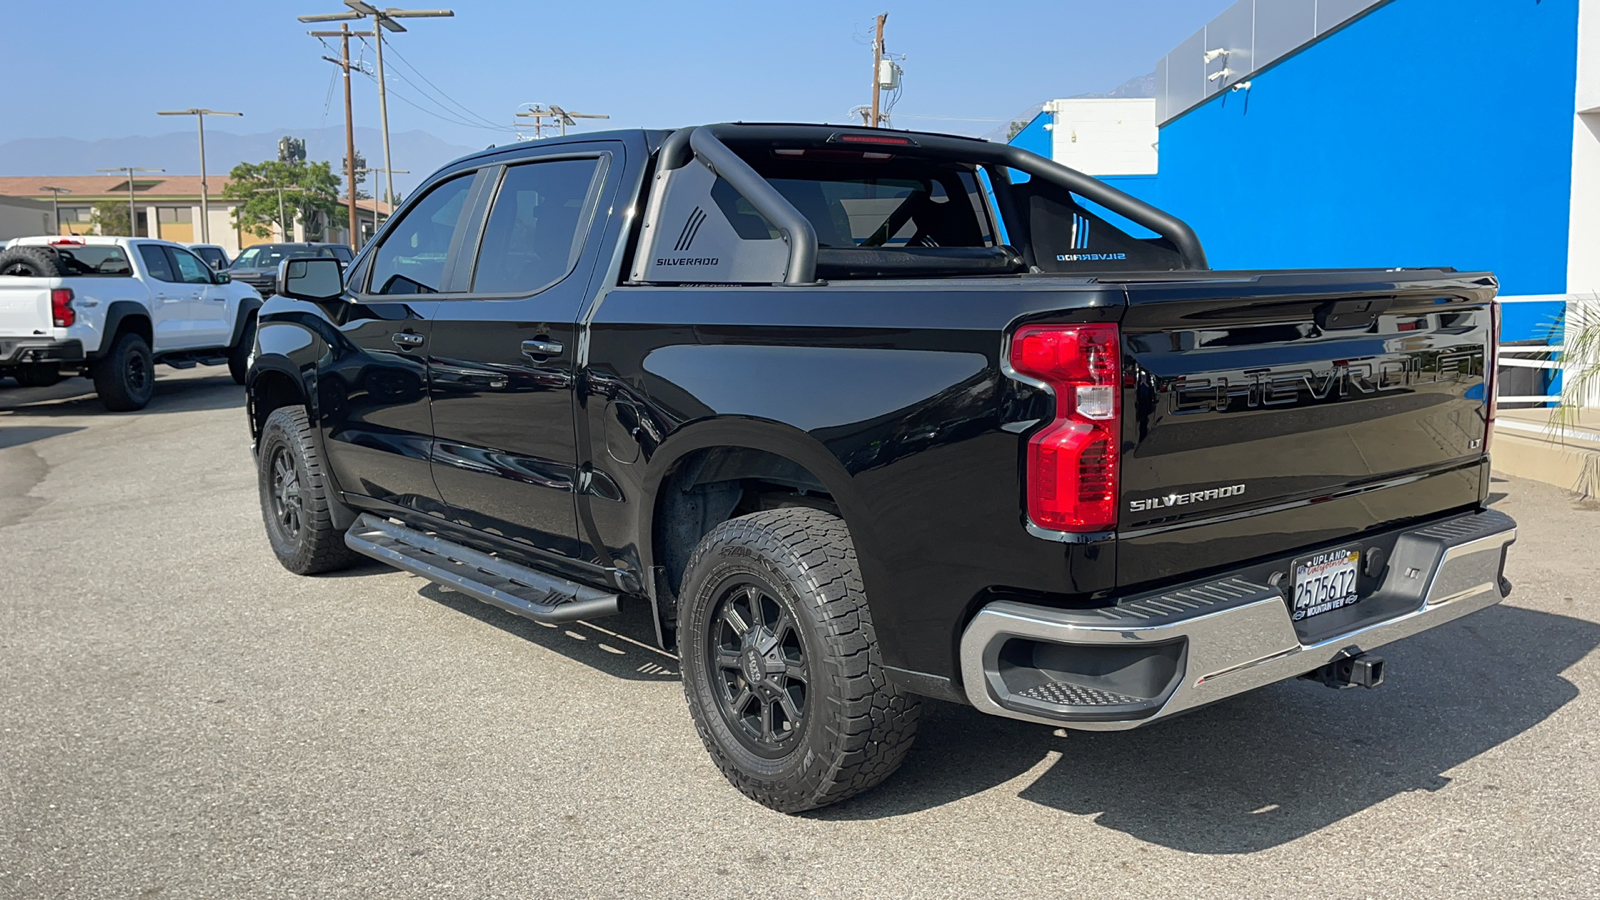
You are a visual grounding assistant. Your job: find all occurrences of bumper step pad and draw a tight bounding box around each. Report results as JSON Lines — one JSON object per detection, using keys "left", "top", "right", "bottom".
{"left": 345, "top": 513, "right": 621, "bottom": 624}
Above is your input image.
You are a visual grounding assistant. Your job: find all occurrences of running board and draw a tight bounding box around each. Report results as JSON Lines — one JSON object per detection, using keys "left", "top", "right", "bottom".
{"left": 344, "top": 513, "right": 621, "bottom": 624}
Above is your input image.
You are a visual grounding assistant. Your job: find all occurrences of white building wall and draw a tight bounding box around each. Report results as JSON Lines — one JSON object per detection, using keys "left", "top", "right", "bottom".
{"left": 0, "top": 197, "right": 52, "bottom": 241}
{"left": 1569, "top": 0, "right": 1600, "bottom": 299}
{"left": 1043, "top": 98, "right": 1159, "bottom": 175}
{"left": 1568, "top": 0, "right": 1600, "bottom": 407}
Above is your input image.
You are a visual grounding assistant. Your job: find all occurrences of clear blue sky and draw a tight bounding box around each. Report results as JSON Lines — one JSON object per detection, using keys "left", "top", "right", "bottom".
{"left": 11, "top": 0, "right": 1232, "bottom": 144}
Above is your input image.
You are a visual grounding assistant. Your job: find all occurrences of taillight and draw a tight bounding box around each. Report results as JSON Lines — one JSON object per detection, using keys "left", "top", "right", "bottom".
{"left": 1010, "top": 323, "right": 1121, "bottom": 532}
{"left": 1485, "top": 299, "right": 1501, "bottom": 453}
{"left": 51, "top": 287, "right": 75, "bottom": 327}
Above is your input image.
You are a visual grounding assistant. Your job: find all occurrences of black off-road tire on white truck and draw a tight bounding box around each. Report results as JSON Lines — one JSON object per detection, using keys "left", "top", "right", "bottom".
{"left": 257, "top": 406, "right": 361, "bottom": 575}
{"left": 678, "top": 507, "right": 921, "bottom": 813}
{"left": 91, "top": 331, "right": 155, "bottom": 411}
{"left": 0, "top": 246, "right": 63, "bottom": 278}
{"left": 14, "top": 363, "right": 63, "bottom": 388}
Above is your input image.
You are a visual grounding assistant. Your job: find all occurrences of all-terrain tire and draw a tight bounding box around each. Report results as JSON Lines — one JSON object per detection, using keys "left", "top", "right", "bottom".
{"left": 0, "top": 246, "right": 63, "bottom": 277}
{"left": 15, "top": 364, "right": 63, "bottom": 387}
{"left": 228, "top": 313, "right": 256, "bottom": 385}
{"left": 91, "top": 331, "right": 155, "bottom": 411}
{"left": 257, "top": 406, "right": 361, "bottom": 575}
{"left": 678, "top": 508, "right": 921, "bottom": 813}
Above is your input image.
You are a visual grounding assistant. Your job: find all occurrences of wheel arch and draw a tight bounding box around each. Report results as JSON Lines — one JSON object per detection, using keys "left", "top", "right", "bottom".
{"left": 228, "top": 296, "right": 263, "bottom": 348}
{"left": 99, "top": 301, "right": 152, "bottom": 356}
{"left": 639, "top": 417, "right": 876, "bottom": 650}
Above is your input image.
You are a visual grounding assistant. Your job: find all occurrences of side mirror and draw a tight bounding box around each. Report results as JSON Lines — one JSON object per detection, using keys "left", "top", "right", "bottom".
{"left": 213, "top": 271, "right": 231, "bottom": 284}
{"left": 276, "top": 257, "right": 344, "bottom": 302}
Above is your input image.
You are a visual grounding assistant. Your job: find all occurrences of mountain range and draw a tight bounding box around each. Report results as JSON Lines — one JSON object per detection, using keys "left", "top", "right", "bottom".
{"left": 0, "top": 127, "right": 481, "bottom": 198}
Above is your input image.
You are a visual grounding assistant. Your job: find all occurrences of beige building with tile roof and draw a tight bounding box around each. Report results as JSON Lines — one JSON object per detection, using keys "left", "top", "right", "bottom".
{"left": 0, "top": 174, "right": 391, "bottom": 254}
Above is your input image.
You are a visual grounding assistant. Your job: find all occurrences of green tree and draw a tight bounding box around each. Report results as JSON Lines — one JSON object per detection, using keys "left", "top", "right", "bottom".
{"left": 1005, "top": 119, "right": 1030, "bottom": 141}
{"left": 91, "top": 200, "right": 131, "bottom": 236}
{"left": 222, "top": 159, "right": 341, "bottom": 240}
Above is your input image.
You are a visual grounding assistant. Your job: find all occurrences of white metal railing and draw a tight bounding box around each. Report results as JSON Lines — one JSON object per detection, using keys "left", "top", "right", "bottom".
{"left": 1495, "top": 294, "right": 1593, "bottom": 406}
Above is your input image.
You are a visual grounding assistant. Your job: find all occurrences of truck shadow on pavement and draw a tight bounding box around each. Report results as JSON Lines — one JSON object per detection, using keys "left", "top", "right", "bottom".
{"left": 820, "top": 604, "right": 1598, "bottom": 853}
{"left": 416, "top": 582, "right": 681, "bottom": 681}
{"left": 0, "top": 373, "right": 243, "bottom": 417}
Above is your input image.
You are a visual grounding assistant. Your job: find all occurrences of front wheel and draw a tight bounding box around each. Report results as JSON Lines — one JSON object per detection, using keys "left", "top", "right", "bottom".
{"left": 257, "top": 406, "right": 361, "bottom": 575}
{"left": 678, "top": 508, "right": 920, "bottom": 813}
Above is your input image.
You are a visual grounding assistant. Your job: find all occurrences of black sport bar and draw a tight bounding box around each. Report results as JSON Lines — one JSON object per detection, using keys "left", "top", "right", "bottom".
{"left": 658, "top": 123, "right": 1210, "bottom": 285}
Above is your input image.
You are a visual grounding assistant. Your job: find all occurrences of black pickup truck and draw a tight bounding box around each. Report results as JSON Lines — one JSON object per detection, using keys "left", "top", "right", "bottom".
{"left": 245, "top": 123, "right": 1516, "bottom": 812}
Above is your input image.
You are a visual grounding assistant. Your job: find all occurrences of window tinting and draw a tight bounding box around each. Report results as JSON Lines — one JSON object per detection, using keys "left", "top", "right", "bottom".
{"left": 138, "top": 245, "right": 176, "bottom": 282}
{"left": 369, "top": 174, "right": 474, "bottom": 295}
{"left": 470, "top": 158, "right": 601, "bottom": 294}
{"left": 192, "top": 247, "right": 228, "bottom": 268}
{"left": 168, "top": 247, "right": 213, "bottom": 284}
{"left": 49, "top": 245, "right": 132, "bottom": 276}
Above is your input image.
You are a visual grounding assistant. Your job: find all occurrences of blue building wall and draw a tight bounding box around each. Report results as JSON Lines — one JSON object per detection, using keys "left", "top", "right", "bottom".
{"left": 1008, "top": 111, "right": 1052, "bottom": 161}
{"left": 1148, "top": 0, "right": 1579, "bottom": 340}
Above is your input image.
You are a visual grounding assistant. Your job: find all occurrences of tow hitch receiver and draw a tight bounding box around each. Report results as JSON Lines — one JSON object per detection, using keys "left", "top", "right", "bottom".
{"left": 1304, "top": 652, "right": 1386, "bottom": 690}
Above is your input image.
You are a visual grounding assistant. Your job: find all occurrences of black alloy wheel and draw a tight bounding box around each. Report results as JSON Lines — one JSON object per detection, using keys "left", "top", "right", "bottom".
{"left": 268, "top": 444, "right": 304, "bottom": 541}
{"left": 707, "top": 578, "right": 809, "bottom": 758}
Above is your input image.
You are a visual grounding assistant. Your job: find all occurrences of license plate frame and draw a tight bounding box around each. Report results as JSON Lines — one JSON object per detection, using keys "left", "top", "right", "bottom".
{"left": 1290, "top": 547, "right": 1361, "bottom": 622}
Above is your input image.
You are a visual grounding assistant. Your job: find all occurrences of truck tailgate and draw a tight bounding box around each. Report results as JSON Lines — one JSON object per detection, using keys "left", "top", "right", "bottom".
{"left": 0, "top": 280, "right": 52, "bottom": 336}
{"left": 1116, "top": 271, "right": 1497, "bottom": 587}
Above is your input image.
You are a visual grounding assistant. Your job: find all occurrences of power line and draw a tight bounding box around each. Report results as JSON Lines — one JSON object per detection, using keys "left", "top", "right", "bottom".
{"left": 380, "top": 39, "right": 502, "bottom": 129}
{"left": 352, "top": 65, "right": 516, "bottom": 133}
{"left": 352, "top": 39, "right": 513, "bottom": 132}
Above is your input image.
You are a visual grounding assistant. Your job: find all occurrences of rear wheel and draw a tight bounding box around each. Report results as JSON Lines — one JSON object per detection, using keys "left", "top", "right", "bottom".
{"left": 15, "top": 364, "right": 63, "bottom": 388}
{"left": 91, "top": 332, "right": 154, "bottom": 411}
{"left": 257, "top": 406, "right": 360, "bottom": 575}
{"left": 678, "top": 508, "right": 920, "bottom": 813}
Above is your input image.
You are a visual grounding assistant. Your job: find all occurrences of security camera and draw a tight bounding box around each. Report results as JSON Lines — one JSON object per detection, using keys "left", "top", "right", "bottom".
{"left": 1203, "top": 48, "right": 1228, "bottom": 64}
{"left": 1207, "top": 68, "right": 1233, "bottom": 82}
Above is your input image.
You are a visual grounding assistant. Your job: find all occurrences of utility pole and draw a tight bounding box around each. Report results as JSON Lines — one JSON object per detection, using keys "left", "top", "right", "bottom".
{"left": 515, "top": 106, "right": 556, "bottom": 140}
{"left": 311, "top": 22, "right": 361, "bottom": 246}
{"left": 38, "top": 186, "right": 71, "bottom": 233}
{"left": 299, "top": 3, "right": 454, "bottom": 213}
{"left": 157, "top": 108, "right": 244, "bottom": 244}
{"left": 516, "top": 104, "right": 608, "bottom": 139}
{"left": 548, "top": 105, "right": 609, "bottom": 137}
{"left": 354, "top": 167, "right": 408, "bottom": 233}
{"left": 97, "top": 166, "right": 163, "bottom": 237}
{"left": 869, "top": 13, "right": 887, "bottom": 128}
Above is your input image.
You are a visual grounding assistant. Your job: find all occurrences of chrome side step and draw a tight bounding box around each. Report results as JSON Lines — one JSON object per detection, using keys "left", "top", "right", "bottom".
{"left": 344, "top": 513, "right": 621, "bottom": 624}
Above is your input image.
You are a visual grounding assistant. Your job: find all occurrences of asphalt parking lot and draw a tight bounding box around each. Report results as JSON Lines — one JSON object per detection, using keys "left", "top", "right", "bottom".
{"left": 3, "top": 368, "right": 1598, "bottom": 899}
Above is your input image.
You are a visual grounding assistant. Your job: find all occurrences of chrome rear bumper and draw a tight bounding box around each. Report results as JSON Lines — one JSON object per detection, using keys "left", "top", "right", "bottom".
{"left": 959, "top": 509, "right": 1517, "bottom": 730}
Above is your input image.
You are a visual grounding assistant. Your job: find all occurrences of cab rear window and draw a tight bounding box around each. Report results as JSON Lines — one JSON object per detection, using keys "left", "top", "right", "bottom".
{"left": 49, "top": 245, "right": 133, "bottom": 276}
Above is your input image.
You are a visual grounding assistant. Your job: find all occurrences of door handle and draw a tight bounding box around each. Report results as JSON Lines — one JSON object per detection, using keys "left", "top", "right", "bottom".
{"left": 392, "top": 332, "right": 425, "bottom": 350}
{"left": 520, "top": 338, "right": 564, "bottom": 358}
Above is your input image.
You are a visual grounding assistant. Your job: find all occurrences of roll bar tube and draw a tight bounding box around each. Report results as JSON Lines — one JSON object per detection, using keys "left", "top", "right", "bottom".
{"left": 654, "top": 124, "right": 1209, "bottom": 284}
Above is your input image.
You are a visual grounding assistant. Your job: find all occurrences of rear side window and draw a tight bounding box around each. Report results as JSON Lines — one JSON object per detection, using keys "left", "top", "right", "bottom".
{"left": 470, "top": 158, "right": 602, "bottom": 295}
{"left": 137, "top": 245, "right": 177, "bottom": 282}
{"left": 764, "top": 171, "right": 991, "bottom": 249}
{"left": 50, "top": 245, "right": 133, "bottom": 277}
{"left": 368, "top": 174, "right": 474, "bottom": 295}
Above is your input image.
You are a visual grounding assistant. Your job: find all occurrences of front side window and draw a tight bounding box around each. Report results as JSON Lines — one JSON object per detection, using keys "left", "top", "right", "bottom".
{"left": 470, "top": 158, "right": 601, "bottom": 295}
{"left": 167, "top": 247, "right": 213, "bottom": 284}
{"left": 369, "top": 174, "right": 474, "bottom": 295}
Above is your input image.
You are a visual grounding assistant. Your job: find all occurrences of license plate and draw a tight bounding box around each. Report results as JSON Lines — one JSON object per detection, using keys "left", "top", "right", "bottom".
{"left": 1291, "top": 548, "right": 1361, "bottom": 621}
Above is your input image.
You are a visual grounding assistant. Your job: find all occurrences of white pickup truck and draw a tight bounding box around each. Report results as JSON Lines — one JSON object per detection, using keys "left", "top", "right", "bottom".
{"left": 0, "top": 235, "right": 262, "bottom": 410}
